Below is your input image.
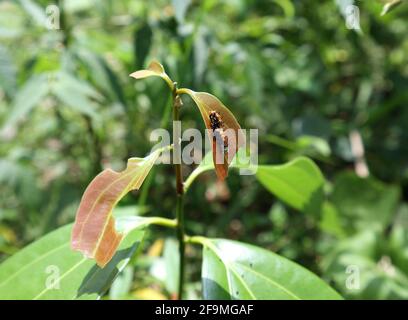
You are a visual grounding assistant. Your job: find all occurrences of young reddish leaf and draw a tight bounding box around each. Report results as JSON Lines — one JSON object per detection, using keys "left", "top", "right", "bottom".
{"left": 71, "top": 151, "right": 160, "bottom": 267}
{"left": 129, "top": 60, "right": 173, "bottom": 89}
{"left": 181, "top": 89, "right": 244, "bottom": 180}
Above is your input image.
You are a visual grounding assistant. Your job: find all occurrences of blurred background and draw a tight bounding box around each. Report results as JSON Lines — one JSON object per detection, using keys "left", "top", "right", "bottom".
{"left": 1, "top": 0, "right": 408, "bottom": 299}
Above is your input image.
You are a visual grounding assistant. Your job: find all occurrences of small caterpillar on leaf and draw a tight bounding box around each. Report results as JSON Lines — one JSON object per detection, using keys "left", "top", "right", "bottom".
{"left": 209, "top": 111, "right": 228, "bottom": 151}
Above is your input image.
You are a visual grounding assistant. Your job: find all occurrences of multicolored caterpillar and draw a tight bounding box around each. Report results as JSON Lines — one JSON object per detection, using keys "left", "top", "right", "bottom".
{"left": 209, "top": 111, "right": 228, "bottom": 151}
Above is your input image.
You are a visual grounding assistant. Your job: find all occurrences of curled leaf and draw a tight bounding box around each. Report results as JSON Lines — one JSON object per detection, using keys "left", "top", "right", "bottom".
{"left": 182, "top": 89, "right": 244, "bottom": 180}
{"left": 129, "top": 60, "right": 173, "bottom": 89}
{"left": 71, "top": 150, "right": 160, "bottom": 267}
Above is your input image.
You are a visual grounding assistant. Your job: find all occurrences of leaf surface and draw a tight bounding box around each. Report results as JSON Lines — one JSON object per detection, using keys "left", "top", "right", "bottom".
{"left": 255, "top": 157, "right": 325, "bottom": 214}
{"left": 71, "top": 150, "right": 160, "bottom": 267}
{"left": 182, "top": 89, "right": 244, "bottom": 180}
{"left": 129, "top": 60, "right": 173, "bottom": 89}
{"left": 0, "top": 218, "right": 146, "bottom": 300}
{"left": 199, "top": 238, "right": 342, "bottom": 300}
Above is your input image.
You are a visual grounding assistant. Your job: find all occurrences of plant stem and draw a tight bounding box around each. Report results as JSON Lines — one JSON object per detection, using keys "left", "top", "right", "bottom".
{"left": 176, "top": 194, "right": 185, "bottom": 299}
{"left": 148, "top": 217, "right": 177, "bottom": 228}
{"left": 172, "top": 82, "right": 185, "bottom": 299}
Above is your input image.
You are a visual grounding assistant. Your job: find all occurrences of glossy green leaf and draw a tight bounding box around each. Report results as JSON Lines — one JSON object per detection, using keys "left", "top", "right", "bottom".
{"left": 0, "top": 216, "right": 147, "bottom": 300}
{"left": 197, "top": 238, "right": 342, "bottom": 300}
{"left": 255, "top": 157, "right": 325, "bottom": 214}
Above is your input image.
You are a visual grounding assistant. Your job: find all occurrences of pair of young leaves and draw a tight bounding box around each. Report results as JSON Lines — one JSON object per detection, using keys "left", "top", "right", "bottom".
{"left": 71, "top": 61, "right": 243, "bottom": 267}
{"left": 130, "top": 60, "right": 244, "bottom": 180}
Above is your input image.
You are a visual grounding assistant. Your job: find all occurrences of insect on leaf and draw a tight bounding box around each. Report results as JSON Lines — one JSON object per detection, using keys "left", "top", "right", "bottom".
{"left": 71, "top": 150, "right": 161, "bottom": 267}
{"left": 182, "top": 89, "right": 244, "bottom": 180}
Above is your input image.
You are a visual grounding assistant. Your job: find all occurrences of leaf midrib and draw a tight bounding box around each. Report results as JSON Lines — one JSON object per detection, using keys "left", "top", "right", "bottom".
{"left": 33, "top": 257, "right": 88, "bottom": 300}
{"left": 0, "top": 242, "right": 69, "bottom": 288}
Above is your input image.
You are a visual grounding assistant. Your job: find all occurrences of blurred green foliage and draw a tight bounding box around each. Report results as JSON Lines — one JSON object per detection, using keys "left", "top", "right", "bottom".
{"left": 0, "top": 0, "right": 408, "bottom": 299}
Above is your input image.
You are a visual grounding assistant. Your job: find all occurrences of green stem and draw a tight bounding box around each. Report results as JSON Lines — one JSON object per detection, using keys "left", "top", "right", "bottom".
{"left": 183, "top": 161, "right": 213, "bottom": 193}
{"left": 176, "top": 88, "right": 193, "bottom": 96}
{"left": 185, "top": 235, "right": 206, "bottom": 245}
{"left": 148, "top": 217, "right": 177, "bottom": 228}
{"left": 176, "top": 195, "right": 185, "bottom": 298}
{"left": 172, "top": 83, "right": 185, "bottom": 299}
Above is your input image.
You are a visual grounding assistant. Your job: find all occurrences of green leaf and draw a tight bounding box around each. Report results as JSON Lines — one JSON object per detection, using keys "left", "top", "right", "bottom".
{"left": 19, "top": 0, "right": 46, "bottom": 25}
{"left": 322, "top": 229, "right": 408, "bottom": 299}
{"left": 381, "top": 0, "right": 403, "bottom": 16}
{"left": 0, "top": 217, "right": 146, "bottom": 300}
{"left": 3, "top": 74, "right": 49, "bottom": 129}
{"left": 331, "top": 172, "right": 400, "bottom": 231}
{"left": 51, "top": 71, "right": 102, "bottom": 119}
{"left": 388, "top": 205, "right": 408, "bottom": 274}
{"left": 149, "top": 238, "right": 180, "bottom": 295}
{"left": 255, "top": 157, "right": 325, "bottom": 214}
{"left": 163, "top": 238, "right": 180, "bottom": 295}
{"left": 274, "top": 0, "right": 295, "bottom": 18}
{"left": 319, "top": 202, "right": 346, "bottom": 238}
{"left": 130, "top": 60, "right": 174, "bottom": 90}
{"left": 197, "top": 237, "right": 342, "bottom": 300}
{"left": 0, "top": 159, "right": 39, "bottom": 210}
{"left": 134, "top": 23, "right": 153, "bottom": 70}
{"left": 75, "top": 49, "right": 127, "bottom": 108}
{"left": 109, "top": 266, "right": 134, "bottom": 300}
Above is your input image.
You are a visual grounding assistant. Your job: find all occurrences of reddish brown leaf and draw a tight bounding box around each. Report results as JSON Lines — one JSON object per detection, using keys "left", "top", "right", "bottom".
{"left": 71, "top": 151, "right": 160, "bottom": 267}
{"left": 182, "top": 89, "right": 245, "bottom": 180}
